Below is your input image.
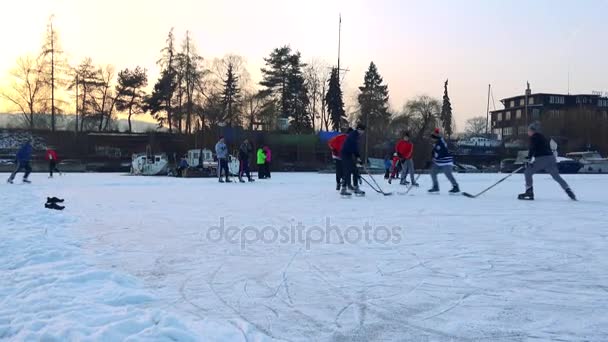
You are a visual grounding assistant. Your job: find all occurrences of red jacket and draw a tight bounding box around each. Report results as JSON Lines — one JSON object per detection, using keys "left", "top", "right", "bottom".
{"left": 46, "top": 149, "right": 58, "bottom": 161}
{"left": 391, "top": 155, "right": 400, "bottom": 168}
{"left": 395, "top": 140, "right": 414, "bottom": 160}
{"left": 328, "top": 134, "right": 347, "bottom": 159}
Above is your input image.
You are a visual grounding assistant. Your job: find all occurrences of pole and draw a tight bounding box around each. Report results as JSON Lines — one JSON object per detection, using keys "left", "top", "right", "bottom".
{"left": 337, "top": 13, "right": 341, "bottom": 76}
{"left": 75, "top": 75, "right": 78, "bottom": 133}
{"left": 485, "top": 84, "right": 491, "bottom": 135}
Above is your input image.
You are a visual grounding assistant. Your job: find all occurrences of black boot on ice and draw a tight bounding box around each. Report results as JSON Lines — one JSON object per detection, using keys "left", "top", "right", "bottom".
{"left": 340, "top": 185, "right": 352, "bottom": 196}
{"left": 518, "top": 187, "right": 534, "bottom": 200}
{"left": 45, "top": 202, "right": 65, "bottom": 210}
{"left": 353, "top": 186, "right": 365, "bottom": 196}
{"left": 47, "top": 197, "right": 65, "bottom": 204}
{"left": 336, "top": 183, "right": 341, "bottom": 191}
{"left": 428, "top": 186, "right": 439, "bottom": 193}
{"left": 449, "top": 185, "right": 460, "bottom": 194}
{"left": 565, "top": 188, "right": 577, "bottom": 201}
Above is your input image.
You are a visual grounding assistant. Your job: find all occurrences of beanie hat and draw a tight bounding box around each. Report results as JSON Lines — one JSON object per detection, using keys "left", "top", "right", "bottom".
{"left": 528, "top": 122, "right": 540, "bottom": 132}
{"left": 431, "top": 128, "right": 441, "bottom": 139}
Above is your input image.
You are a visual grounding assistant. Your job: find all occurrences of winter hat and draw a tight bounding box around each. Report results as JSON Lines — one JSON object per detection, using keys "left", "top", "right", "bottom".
{"left": 356, "top": 123, "right": 366, "bottom": 131}
{"left": 528, "top": 122, "right": 540, "bottom": 132}
{"left": 346, "top": 127, "right": 354, "bottom": 133}
{"left": 219, "top": 135, "right": 225, "bottom": 140}
{"left": 431, "top": 128, "right": 441, "bottom": 139}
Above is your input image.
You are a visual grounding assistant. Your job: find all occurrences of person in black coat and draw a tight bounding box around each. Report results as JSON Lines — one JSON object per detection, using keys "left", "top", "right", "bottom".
{"left": 518, "top": 122, "right": 576, "bottom": 200}
{"left": 340, "top": 123, "right": 366, "bottom": 195}
{"left": 238, "top": 139, "right": 254, "bottom": 182}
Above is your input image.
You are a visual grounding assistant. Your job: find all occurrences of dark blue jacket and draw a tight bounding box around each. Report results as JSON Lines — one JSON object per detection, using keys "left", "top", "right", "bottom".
{"left": 16, "top": 142, "right": 32, "bottom": 163}
{"left": 340, "top": 130, "right": 361, "bottom": 159}
{"left": 431, "top": 138, "right": 453, "bottom": 166}
{"left": 527, "top": 133, "right": 553, "bottom": 158}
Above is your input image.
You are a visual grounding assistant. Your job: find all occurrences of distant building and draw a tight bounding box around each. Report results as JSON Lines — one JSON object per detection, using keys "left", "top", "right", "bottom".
{"left": 490, "top": 84, "right": 608, "bottom": 141}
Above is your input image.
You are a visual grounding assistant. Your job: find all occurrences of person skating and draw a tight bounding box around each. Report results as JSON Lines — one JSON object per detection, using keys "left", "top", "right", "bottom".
{"left": 383, "top": 154, "right": 392, "bottom": 180}
{"left": 263, "top": 146, "right": 272, "bottom": 179}
{"left": 428, "top": 128, "right": 459, "bottom": 193}
{"left": 215, "top": 136, "right": 231, "bottom": 183}
{"left": 238, "top": 139, "right": 255, "bottom": 182}
{"left": 257, "top": 147, "right": 267, "bottom": 179}
{"left": 7, "top": 140, "right": 33, "bottom": 184}
{"left": 395, "top": 132, "right": 418, "bottom": 186}
{"left": 46, "top": 147, "right": 62, "bottom": 178}
{"left": 328, "top": 128, "right": 356, "bottom": 191}
{"left": 518, "top": 123, "right": 576, "bottom": 201}
{"left": 389, "top": 153, "right": 400, "bottom": 181}
{"left": 340, "top": 124, "right": 366, "bottom": 196}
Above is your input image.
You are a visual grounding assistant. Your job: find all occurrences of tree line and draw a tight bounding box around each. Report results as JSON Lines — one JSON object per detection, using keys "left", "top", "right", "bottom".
{"left": 1, "top": 19, "right": 456, "bottom": 146}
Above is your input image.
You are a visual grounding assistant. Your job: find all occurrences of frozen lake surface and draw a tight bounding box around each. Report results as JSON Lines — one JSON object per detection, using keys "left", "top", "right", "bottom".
{"left": 2, "top": 172, "right": 607, "bottom": 341}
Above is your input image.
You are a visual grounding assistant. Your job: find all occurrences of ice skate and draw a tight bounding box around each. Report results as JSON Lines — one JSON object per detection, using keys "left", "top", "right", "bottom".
{"left": 428, "top": 186, "right": 439, "bottom": 194}
{"left": 7, "top": 178, "right": 13, "bottom": 184}
{"left": 353, "top": 186, "right": 365, "bottom": 196}
{"left": 22, "top": 179, "right": 31, "bottom": 184}
{"left": 449, "top": 185, "right": 460, "bottom": 194}
{"left": 518, "top": 187, "right": 534, "bottom": 200}
{"left": 340, "top": 185, "right": 352, "bottom": 196}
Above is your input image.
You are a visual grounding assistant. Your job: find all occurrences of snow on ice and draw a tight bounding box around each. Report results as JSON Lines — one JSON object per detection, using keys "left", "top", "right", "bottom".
{"left": 1, "top": 172, "right": 607, "bottom": 341}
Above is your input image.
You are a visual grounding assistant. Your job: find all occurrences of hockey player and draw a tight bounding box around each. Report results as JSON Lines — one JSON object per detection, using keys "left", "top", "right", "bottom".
{"left": 7, "top": 140, "right": 33, "bottom": 184}
{"left": 394, "top": 132, "right": 418, "bottom": 186}
{"left": 215, "top": 136, "right": 232, "bottom": 183}
{"left": 46, "top": 147, "right": 62, "bottom": 178}
{"left": 263, "top": 146, "right": 272, "bottom": 179}
{"left": 518, "top": 123, "right": 576, "bottom": 201}
{"left": 340, "top": 124, "right": 366, "bottom": 196}
{"left": 328, "top": 128, "right": 355, "bottom": 190}
{"left": 428, "top": 128, "right": 460, "bottom": 193}
{"left": 238, "top": 139, "right": 255, "bottom": 182}
{"left": 257, "top": 147, "right": 267, "bottom": 179}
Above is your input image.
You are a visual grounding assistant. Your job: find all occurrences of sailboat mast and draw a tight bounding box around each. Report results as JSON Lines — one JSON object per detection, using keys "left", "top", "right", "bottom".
{"left": 486, "top": 84, "right": 491, "bottom": 135}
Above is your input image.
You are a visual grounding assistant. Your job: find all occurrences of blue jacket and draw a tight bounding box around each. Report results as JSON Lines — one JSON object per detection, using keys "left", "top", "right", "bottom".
{"left": 340, "top": 130, "right": 361, "bottom": 159}
{"left": 16, "top": 142, "right": 32, "bottom": 162}
{"left": 215, "top": 141, "right": 228, "bottom": 159}
{"left": 432, "top": 138, "right": 453, "bottom": 166}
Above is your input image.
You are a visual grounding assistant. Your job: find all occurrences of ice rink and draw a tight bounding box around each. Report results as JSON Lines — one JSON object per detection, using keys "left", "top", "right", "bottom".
{"left": 2, "top": 172, "right": 607, "bottom": 341}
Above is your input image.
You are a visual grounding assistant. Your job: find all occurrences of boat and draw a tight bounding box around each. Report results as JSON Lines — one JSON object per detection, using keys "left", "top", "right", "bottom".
{"left": 513, "top": 151, "right": 581, "bottom": 174}
{"left": 457, "top": 136, "right": 502, "bottom": 148}
{"left": 131, "top": 153, "right": 170, "bottom": 176}
{"left": 566, "top": 151, "right": 608, "bottom": 173}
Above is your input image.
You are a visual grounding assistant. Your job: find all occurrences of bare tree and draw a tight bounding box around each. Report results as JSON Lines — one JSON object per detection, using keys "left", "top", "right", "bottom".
{"left": 91, "top": 65, "right": 118, "bottom": 131}
{"left": 1, "top": 55, "right": 48, "bottom": 129}
{"left": 464, "top": 116, "right": 488, "bottom": 136}
{"left": 303, "top": 59, "right": 329, "bottom": 131}
{"left": 40, "top": 15, "right": 68, "bottom": 131}
{"left": 393, "top": 95, "right": 441, "bottom": 143}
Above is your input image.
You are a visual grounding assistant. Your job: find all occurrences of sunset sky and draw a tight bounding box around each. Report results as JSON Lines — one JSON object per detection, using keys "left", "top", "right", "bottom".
{"left": 1, "top": 0, "right": 607, "bottom": 129}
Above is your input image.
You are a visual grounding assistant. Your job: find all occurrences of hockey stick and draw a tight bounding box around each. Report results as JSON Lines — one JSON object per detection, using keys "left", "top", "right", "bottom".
{"left": 362, "top": 166, "right": 393, "bottom": 196}
{"left": 396, "top": 173, "right": 422, "bottom": 196}
{"left": 462, "top": 166, "right": 524, "bottom": 198}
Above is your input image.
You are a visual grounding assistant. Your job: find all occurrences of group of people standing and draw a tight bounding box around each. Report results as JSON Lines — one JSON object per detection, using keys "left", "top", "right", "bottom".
{"left": 6, "top": 139, "right": 61, "bottom": 184}
{"left": 328, "top": 124, "right": 367, "bottom": 196}
{"left": 215, "top": 136, "right": 271, "bottom": 183}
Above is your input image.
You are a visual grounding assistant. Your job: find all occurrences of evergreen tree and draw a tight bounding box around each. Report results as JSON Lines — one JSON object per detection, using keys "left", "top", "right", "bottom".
{"left": 260, "top": 46, "right": 311, "bottom": 133}
{"left": 325, "top": 67, "right": 346, "bottom": 131}
{"left": 440, "top": 79, "right": 453, "bottom": 138}
{"left": 116, "top": 67, "right": 148, "bottom": 133}
{"left": 358, "top": 62, "right": 390, "bottom": 143}
{"left": 176, "top": 31, "right": 204, "bottom": 134}
{"left": 40, "top": 16, "right": 65, "bottom": 131}
{"left": 221, "top": 62, "right": 241, "bottom": 126}
{"left": 260, "top": 46, "right": 292, "bottom": 119}
{"left": 148, "top": 29, "right": 178, "bottom": 132}
{"left": 71, "top": 58, "right": 104, "bottom": 132}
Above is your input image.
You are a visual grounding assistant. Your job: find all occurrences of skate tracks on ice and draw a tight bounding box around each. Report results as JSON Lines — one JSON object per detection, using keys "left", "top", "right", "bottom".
{"left": 4, "top": 172, "right": 608, "bottom": 341}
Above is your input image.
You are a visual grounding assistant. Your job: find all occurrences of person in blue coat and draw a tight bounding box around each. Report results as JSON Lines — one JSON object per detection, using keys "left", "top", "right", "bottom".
{"left": 8, "top": 140, "right": 33, "bottom": 184}
{"left": 340, "top": 123, "right": 366, "bottom": 196}
{"left": 428, "top": 128, "right": 459, "bottom": 193}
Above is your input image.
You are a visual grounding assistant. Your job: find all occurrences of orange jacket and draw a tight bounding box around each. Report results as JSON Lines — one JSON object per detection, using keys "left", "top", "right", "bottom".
{"left": 395, "top": 140, "right": 414, "bottom": 160}
{"left": 328, "top": 134, "right": 347, "bottom": 159}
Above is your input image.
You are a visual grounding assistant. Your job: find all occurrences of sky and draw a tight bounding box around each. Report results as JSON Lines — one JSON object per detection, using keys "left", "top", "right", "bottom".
{"left": 0, "top": 0, "right": 607, "bottom": 130}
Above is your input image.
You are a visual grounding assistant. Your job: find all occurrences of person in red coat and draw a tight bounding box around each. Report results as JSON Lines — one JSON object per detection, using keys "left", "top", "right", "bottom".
{"left": 328, "top": 128, "right": 354, "bottom": 190}
{"left": 46, "top": 147, "right": 62, "bottom": 178}
{"left": 390, "top": 153, "right": 401, "bottom": 179}
{"left": 394, "top": 132, "right": 418, "bottom": 186}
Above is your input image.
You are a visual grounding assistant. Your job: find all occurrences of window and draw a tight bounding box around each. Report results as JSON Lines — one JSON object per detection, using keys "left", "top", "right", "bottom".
{"left": 516, "top": 109, "right": 522, "bottom": 119}
{"left": 510, "top": 100, "right": 515, "bottom": 108}
{"left": 493, "top": 128, "right": 502, "bottom": 140}
{"left": 518, "top": 126, "right": 527, "bottom": 135}
{"left": 529, "top": 97, "right": 535, "bottom": 105}
{"left": 549, "top": 96, "right": 565, "bottom": 104}
{"left": 532, "top": 109, "right": 540, "bottom": 120}
{"left": 505, "top": 111, "right": 511, "bottom": 120}
{"left": 503, "top": 127, "right": 513, "bottom": 136}
{"left": 497, "top": 112, "right": 502, "bottom": 121}
{"left": 520, "top": 98, "right": 525, "bottom": 106}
